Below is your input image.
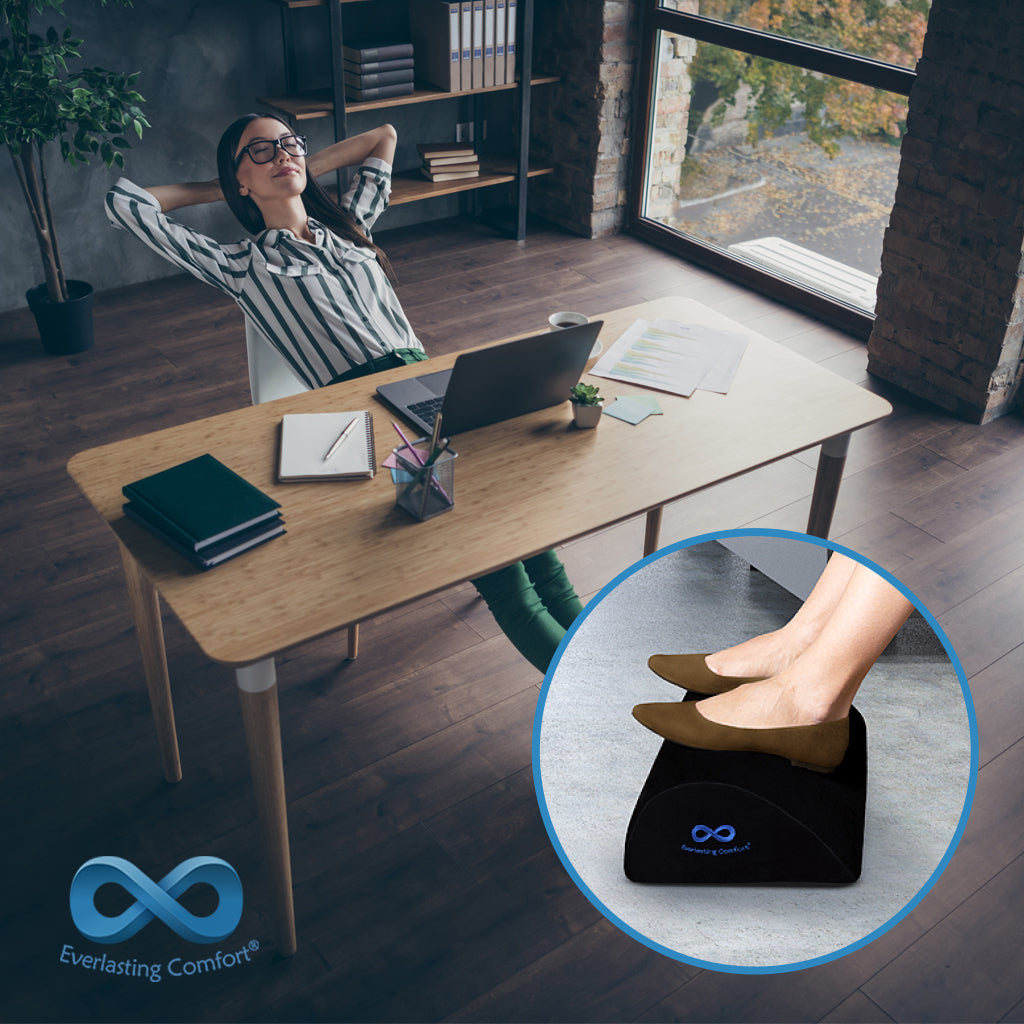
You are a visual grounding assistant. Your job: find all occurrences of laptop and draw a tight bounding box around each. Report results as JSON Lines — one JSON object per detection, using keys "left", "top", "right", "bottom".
{"left": 375, "top": 320, "right": 604, "bottom": 436}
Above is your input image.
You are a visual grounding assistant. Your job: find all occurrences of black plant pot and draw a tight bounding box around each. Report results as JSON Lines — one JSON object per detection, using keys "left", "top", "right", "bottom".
{"left": 26, "top": 279, "right": 95, "bottom": 355}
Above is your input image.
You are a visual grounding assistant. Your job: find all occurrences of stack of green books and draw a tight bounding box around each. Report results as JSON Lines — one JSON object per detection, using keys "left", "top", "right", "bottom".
{"left": 122, "top": 454, "right": 284, "bottom": 570}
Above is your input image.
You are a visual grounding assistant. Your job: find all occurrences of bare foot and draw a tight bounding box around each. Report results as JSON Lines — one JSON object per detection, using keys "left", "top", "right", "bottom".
{"left": 704, "top": 628, "right": 806, "bottom": 679}
{"left": 694, "top": 674, "right": 847, "bottom": 730}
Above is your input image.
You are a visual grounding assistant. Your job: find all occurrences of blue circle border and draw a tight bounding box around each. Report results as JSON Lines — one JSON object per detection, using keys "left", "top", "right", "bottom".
{"left": 531, "top": 527, "right": 978, "bottom": 975}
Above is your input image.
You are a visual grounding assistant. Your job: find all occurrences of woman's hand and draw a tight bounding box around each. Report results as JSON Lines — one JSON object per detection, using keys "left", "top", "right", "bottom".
{"left": 307, "top": 124, "right": 398, "bottom": 178}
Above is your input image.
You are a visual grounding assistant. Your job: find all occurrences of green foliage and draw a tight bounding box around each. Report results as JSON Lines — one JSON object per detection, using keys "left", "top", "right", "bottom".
{"left": 689, "top": 0, "right": 928, "bottom": 157}
{"left": 1, "top": 0, "right": 148, "bottom": 301}
{"left": 569, "top": 382, "right": 602, "bottom": 406}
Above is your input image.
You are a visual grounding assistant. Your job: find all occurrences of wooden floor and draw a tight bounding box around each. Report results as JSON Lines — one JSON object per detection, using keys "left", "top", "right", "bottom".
{"left": 3, "top": 215, "right": 1023, "bottom": 1022}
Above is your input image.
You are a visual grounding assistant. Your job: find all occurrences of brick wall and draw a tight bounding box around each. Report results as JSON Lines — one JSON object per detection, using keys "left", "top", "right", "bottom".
{"left": 867, "top": 0, "right": 1024, "bottom": 422}
{"left": 530, "top": 1, "right": 641, "bottom": 237}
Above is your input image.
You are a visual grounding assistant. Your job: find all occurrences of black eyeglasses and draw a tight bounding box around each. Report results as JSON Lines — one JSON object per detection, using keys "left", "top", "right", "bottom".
{"left": 235, "top": 134, "right": 308, "bottom": 167}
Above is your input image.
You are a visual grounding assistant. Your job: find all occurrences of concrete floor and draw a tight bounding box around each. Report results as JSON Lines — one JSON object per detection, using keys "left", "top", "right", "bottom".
{"left": 536, "top": 534, "right": 974, "bottom": 972}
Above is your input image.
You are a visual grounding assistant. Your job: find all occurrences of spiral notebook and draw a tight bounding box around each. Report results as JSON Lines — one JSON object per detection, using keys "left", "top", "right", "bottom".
{"left": 278, "top": 411, "right": 377, "bottom": 481}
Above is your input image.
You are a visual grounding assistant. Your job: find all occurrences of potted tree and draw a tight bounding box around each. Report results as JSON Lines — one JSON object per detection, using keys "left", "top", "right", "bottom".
{"left": 1, "top": 0, "right": 147, "bottom": 354}
{"left": 569, "top": 382, "right": 603, "bottom": 428}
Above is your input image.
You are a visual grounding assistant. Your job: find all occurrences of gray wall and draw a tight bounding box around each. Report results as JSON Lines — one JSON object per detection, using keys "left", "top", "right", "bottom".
{"left": 1, "top": 0, "right": 478, "bottom": 313}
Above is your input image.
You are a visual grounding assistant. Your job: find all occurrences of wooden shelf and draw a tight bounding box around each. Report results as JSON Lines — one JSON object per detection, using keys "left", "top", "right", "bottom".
{"left": 264, "top": 0, "right": 369, "bottom": 7}
{"left": 258, "top": 75, "right": 559, "bottom": 120}
{"left": 390, "top": 160, "right": 553, "bottom": 205}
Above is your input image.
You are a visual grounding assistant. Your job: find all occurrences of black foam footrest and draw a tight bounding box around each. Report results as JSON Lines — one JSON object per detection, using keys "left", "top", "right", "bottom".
{"left": 624, "top": 703, "right": 866, "bottom": 885}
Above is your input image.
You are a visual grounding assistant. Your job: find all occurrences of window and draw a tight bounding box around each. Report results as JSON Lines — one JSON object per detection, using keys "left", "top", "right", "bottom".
{"left": 632, "top": 1, "right": 929, "bottom": 334}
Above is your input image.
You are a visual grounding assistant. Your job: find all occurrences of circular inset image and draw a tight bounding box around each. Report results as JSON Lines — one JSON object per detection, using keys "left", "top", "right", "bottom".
{"left": 534, "top": 529, "right": 975, "bottom": 973}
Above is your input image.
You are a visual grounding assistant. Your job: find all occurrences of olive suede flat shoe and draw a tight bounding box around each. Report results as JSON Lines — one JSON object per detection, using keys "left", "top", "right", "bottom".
{"left": 647, "top": 653, "right": 764, "bottom": 695}
{"left": 631, "top": 699, "right": 850, "bottom": 772}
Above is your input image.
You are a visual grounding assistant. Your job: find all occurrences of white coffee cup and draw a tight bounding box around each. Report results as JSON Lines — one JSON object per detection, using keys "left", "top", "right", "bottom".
{"left": 548, "top": 310, "right": 601, "bottom": 357}
{"left": 548, "top": 311, "right": 589, "bottom": 331}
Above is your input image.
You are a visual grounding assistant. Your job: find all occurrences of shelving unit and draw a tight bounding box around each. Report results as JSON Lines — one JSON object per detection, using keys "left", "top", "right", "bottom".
{"left": 260, "top": 0, "right": 554, "bottom": 238}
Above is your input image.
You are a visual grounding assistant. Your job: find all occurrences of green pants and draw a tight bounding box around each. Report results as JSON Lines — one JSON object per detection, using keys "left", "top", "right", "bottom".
{"left": 472, "top": 550, "right": 583, "bottom": 673}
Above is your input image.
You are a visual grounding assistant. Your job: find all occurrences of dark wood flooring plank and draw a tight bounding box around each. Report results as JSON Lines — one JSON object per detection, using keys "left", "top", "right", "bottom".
{"left": 862, "top": 849, "right": 1024, "bottom": 1023}
{"left": 896, "top": 501, "right": 1024, "bottom": 617}
{"left": 968, "top": 642, "right": 1024, "bottom": 767}
{"left": 932, "top": 562, "right": 1024, "bottom": 678}
{"left": 444, "top": 919, "right": 697, "bottom": 1024}
{"left": 822, "top": 992, "right": 897, "bottom": 1023}
{"left": 893, "top": 445, "right": 1024, "bottom": 543}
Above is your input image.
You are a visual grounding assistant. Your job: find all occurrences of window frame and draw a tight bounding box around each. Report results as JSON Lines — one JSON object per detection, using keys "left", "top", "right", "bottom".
{"left": 628, "top": 3, "right": 920, "bottom": 337}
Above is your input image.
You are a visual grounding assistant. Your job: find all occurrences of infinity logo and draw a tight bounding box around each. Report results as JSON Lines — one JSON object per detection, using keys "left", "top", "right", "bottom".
{"left": 70, "top": 856, "right": 243, "bottom": 945}
{"left": 691, "top": 824, "right": 736, "bottom": 844}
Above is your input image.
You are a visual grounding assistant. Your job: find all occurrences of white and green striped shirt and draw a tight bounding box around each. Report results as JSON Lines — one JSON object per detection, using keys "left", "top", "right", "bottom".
{"left": 105, "top": 158, "right": 423, "bottom": 388}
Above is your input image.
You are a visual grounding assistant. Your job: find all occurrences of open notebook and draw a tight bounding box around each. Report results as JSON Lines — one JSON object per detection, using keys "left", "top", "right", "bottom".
{"left": 278, "top": 411, "right": 377, "bottom": 481}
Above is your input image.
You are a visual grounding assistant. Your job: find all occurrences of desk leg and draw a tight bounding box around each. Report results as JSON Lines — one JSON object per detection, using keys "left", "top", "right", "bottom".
{"left": 119, "top": 543, "right": 182, "bottom": 784}
{"left": 644, "top": 507, "right": 664, "bottom": 557}
{"left": 236, "top": 659, "right": 297, "bottom": 957}
{"left": 806, "top": 433, "right": 851, "bottom": 539}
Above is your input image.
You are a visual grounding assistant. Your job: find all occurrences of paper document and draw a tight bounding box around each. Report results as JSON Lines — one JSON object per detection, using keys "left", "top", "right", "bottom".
{"left": 591, "top": 319, "right": 749, "bottom": 397}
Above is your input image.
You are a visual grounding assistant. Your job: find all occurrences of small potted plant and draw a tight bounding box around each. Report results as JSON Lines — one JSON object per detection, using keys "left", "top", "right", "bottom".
{"left": 569, "top": 382, "right": 603, "bottom": 428}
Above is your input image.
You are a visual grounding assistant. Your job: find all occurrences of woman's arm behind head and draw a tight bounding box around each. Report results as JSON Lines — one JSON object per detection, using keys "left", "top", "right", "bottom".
{"left": 307, "top": 124, "right": 398, "bottom": 179}
{"left": 140, "top": 179, "right": 224, "bottom": 214}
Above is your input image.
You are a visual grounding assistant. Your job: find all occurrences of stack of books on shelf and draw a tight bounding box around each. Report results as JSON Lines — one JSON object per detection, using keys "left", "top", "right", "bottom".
{"left": 122, "top": 454, "right": 284, "bottom": 570}
{"left": 343, "top": 40, "right": 415, "bottom": 101}
{"left": 419, "top": 142, "right": 481, "bottom": 181}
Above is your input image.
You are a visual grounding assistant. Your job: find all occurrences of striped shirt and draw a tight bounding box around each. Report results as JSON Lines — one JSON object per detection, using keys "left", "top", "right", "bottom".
{"left": 105, "top": 158, "right": 423, "bottom": 388}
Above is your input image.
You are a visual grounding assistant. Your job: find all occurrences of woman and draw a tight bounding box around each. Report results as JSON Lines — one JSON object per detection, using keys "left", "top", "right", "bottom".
{"left": 106, "top": 113, "right": 581, "bottom": 671}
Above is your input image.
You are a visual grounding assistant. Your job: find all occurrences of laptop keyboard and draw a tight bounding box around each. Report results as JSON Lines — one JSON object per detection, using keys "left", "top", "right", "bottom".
{"left": 407, "top": 395, "right": 445, "bottom": 423}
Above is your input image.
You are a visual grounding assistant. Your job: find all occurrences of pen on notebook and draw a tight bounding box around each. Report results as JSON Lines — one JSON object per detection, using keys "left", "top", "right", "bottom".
{"left": 323, "top": 416, "right": 359, "bottom": 461}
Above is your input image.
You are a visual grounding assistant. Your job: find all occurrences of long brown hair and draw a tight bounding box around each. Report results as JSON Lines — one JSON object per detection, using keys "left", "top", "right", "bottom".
{"left": 217, "top": 113, "right": 395, "bottom": 281}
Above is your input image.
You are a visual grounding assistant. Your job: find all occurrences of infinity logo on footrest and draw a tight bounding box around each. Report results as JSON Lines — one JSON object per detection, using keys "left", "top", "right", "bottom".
{"left": 691, "top": 824, "right": 736, "bottom": 844}
{"left": 70, "top": 856, "right": 243, "bottom": 944}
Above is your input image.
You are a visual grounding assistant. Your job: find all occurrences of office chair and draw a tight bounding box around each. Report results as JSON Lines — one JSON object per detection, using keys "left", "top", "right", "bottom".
{"left": 244, "top": 320, "right": 360, "bottom": 658}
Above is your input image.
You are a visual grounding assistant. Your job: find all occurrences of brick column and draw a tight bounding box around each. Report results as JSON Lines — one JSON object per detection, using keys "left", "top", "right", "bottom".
{"left": 867, "top": 0, "right": 1024, "bottom": 423}
{"left": 531, "top": 2, "right": 641, "bottom": 237}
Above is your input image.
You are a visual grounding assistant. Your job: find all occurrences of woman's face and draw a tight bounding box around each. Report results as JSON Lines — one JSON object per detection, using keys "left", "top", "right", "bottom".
{"left": 232, "top": 117, "right": 307, "bottom": 205}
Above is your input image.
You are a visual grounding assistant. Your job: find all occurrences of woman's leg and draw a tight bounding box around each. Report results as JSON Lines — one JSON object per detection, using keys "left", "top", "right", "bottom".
{"left": 472, "top": 562, "right": 569, "bottom": 673}
{"left": 693, "top": 560, "right": 913, "bottom": 729}
{"left": 523, "top": 550, "right": 583, "bottom": 630}
{"left": 703, "top": 551, "right": 860, "bottom": 679}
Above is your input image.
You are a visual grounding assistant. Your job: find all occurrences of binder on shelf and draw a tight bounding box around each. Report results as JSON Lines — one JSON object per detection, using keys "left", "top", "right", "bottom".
{"left": 342, "top": 56, "right": 414, "bottom": 75}
{"left": 343, "top": 68, "right": 415, "bottom": 90}
{"left": 410, "top": 0, "right": 461, "bottom": 92}
{"left": 483, "top": 0, "right": 495, "bottom": 88}
{"left": 506, "top": 0, "right": 517, "bottom": 82}
{"left": 471, "top": 0, "right": 484, "bottom": 88}
{"left": 341, "top": 40, "right": 414, "bottom": 63}
{"left": 345, "top": 81, "right": 415, "bottom": 101}
{"left": 278, "top": 411, "right": 377, "bottom": 482}
{"left": 494, "top": 0, "right": 507, "bottom": 86}
{"left": 459, "top": 1, "right": 473, "bottom": 90}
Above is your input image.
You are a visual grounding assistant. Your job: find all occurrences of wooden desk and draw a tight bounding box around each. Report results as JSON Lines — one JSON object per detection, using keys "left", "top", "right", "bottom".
{"left": 67, "top": 298, "right": 891, "bottom": 954}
